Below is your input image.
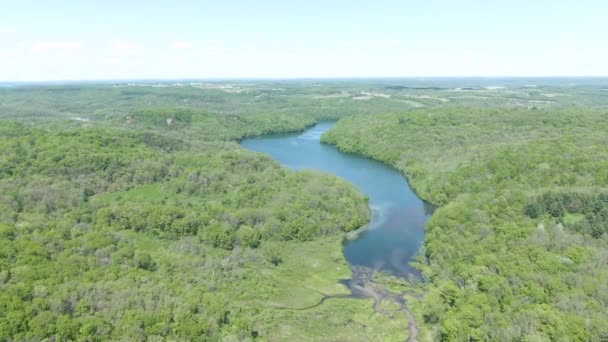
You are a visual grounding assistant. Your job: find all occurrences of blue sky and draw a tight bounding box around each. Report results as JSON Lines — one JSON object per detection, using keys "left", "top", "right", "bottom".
{"left": 1, "top": 0, "right": 607, "bottom": 80}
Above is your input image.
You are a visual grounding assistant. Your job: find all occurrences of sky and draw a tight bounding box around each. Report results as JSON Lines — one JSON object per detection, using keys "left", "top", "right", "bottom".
{"left": 0, "top": 0, "right": 607, "bottom": 81}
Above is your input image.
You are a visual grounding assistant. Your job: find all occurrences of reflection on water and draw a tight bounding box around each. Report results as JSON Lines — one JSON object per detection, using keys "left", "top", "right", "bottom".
{"left": 241, "top": 121, "right": 432, "bottom": 278}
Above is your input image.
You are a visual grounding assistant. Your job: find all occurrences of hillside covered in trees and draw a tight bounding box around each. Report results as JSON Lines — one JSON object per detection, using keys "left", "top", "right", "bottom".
{"left": 322, "top": 107, "right": 608, "bottom": 340}
{"left": 0, "top": 120, "right": 383, "bottom": 340}
{"left": 0, "top": 83, "right": 401, "bottom": 341}
{"left": 1, "top": 80, "right": 608, "bottom": 340}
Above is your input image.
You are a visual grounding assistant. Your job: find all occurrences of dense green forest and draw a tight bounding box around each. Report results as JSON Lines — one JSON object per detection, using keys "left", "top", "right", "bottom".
{"left": 0, "top": 83, "right": 407, "bottom": 341}
{"left": 322, "top": 107, "right": 608, "bottom": 340}
{"left": 0, "top": 121, "right": 381, "bottom": 340}
{"left": 1, "top": 80, "right": 608, "bottom": 341}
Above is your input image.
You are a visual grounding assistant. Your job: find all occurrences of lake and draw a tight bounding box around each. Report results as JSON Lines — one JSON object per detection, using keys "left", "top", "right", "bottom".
{"left": 241, "top": 121, "right": 432, "bottom": 278}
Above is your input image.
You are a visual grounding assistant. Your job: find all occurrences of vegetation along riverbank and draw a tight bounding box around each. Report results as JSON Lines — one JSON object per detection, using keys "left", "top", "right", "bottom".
{"left": 1, "top": 80, "right": 608, "bottom": 340}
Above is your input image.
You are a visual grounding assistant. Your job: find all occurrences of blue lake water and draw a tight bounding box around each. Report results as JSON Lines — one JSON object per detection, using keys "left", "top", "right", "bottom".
{"left": 241, "top": 121, "right": 432, "bottom": 278}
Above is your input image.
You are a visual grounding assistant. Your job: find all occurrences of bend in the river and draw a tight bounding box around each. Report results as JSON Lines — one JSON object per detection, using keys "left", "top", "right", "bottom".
{"left": 242, "top": 121, "right": 432, "bottom": 279}
{"left": 241, "top": 121, "right": 433, "bottom": 341}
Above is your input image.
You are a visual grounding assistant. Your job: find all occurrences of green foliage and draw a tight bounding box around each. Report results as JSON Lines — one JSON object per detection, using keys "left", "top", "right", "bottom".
{"left": 323, "top": 107, "right": 608, "bottom": 340}
{"left": 0, "top": 115, "right": 370, "bottom": 340}
{"left": 261, "top": 244, "right": 283, "bottom": 266}
{"left": 134, "top": 252, "right": 156, "bottom": 271}
{"left": 133, "top": 108, "right": 194, "bottom": 126}
{"left": 526, "top": 191, "right": 608, "bottom": 238}
{"left": 2, "top": 81, "right": 608, "bottom": 340}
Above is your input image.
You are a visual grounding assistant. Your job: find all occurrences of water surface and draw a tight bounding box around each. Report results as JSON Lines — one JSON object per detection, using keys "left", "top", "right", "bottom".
{"left": 241, "top": 122, "right": 432, "bottom": 278}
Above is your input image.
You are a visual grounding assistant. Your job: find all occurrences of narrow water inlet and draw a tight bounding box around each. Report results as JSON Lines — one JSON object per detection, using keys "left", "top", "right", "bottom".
{"left": 242, "top": 121, "right": 433, "bottom": 341}
{"left": 241, "top": 121, "right": 432, "bottom": 279}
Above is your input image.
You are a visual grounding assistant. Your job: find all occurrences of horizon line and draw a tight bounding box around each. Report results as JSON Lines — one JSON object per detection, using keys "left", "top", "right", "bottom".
{"left": 2, "top": 75, "right": 608, "bottom": 84}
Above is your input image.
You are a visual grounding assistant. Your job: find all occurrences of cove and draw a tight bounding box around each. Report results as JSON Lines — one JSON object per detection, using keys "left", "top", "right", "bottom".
{"left": 241, "top": 121, "right": 433, "bottom": 278}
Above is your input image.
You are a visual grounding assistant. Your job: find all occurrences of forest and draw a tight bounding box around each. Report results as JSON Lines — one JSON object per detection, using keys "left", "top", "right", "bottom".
{"left": 0, "top": 120, "right": 379, "bottom": 340}
{"left": 1, "top": 80, "right": 608, "bottom": 341}
{"left": 322, "top": 106, "right": 608, "bottom": 340}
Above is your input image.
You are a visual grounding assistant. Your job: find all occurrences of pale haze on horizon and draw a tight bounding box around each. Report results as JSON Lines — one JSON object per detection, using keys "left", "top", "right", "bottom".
{"left": 1, "top": 0, "right": 607, "bottom": 81}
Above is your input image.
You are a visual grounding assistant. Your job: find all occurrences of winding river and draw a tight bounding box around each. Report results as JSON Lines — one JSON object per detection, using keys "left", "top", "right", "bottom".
{"left": 241, "top": 121, "right": 433, "bottom": 279}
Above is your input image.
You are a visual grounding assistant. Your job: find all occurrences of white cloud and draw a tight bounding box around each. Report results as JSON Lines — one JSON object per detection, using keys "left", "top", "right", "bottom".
{"left": 31, "top": 41, "right": 81, "bottom": 53}
{"left": 169, "top": 41, "right": 193, "bottom": 49}
{"left": 109, "top": 40, "right": 141, "bottom": 57}
{"left": 0, "top": 27, "right": 17, "bottom": 34}
{"left": 202, "top": 45, "right": 228, "bottom": 57}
